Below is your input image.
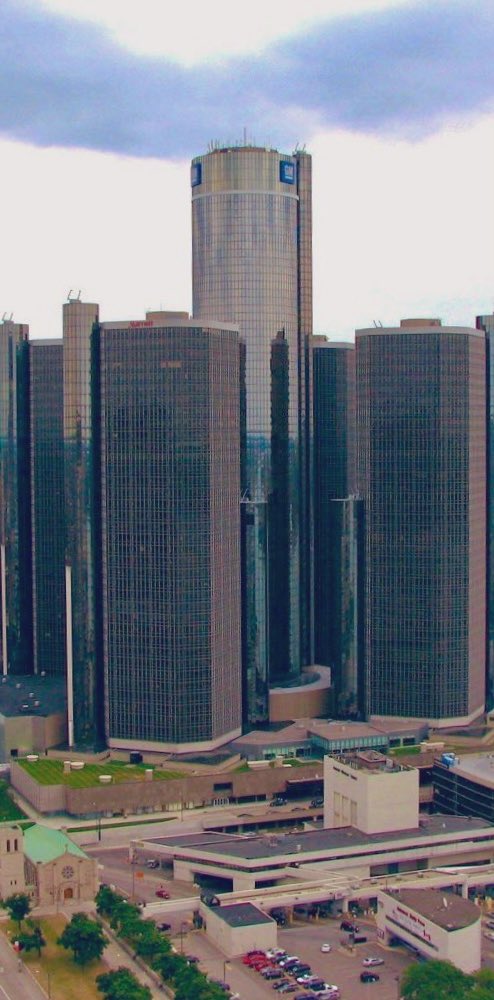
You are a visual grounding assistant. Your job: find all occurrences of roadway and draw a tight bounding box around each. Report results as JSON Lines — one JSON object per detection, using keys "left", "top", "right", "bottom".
{"left": 0, "top": 930, "right": 48, "bottom": 1000}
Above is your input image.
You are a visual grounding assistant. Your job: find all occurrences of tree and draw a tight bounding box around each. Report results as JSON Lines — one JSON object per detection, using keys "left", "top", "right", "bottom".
{"left": 401, "top": 960, "right": 474, "bottom": 1000}
{"left": 18, "top": 921, "right": 45, "bottom": 957}
{"left": 1, "top": 892, "right": 31, "bottom": 930}
{"left": 96, "top": 966, "right": 152, "bottom": 1000}
{"left": 58, "top": 913, "right": 108, "bottom": 966}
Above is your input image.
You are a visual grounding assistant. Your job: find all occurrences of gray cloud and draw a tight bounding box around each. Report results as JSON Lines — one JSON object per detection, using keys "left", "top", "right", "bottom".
{"left": 0, "top": 0, "right": 493, "bottom": 158}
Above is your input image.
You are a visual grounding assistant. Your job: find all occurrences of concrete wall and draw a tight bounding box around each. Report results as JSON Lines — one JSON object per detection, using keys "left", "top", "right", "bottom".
{"left": 0, "top": 823, "right": 25, "bottom": 897}
{"left": 1, "top": 713, "right": 66, "bottom": 761}
{"left": 269, "top": 667, "right": 332, "bottom": 723}
{"left": 200, "top": 904, "right": 277, "bottom": 957}
{"left": 11, "top": 760, "right": 322, "bottom": 817}
{"left": 35, "top": 852, "right": 98, "bottom": 907}
{"left": 376, "top": 891, "right": 481, "bottom": 973}
{"left": 324, "top": 757, "right": 418, "bottom": 833}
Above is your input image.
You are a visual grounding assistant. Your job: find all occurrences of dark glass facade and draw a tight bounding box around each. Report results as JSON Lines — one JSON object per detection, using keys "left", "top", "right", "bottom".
{"left": 0, "top": 320, "right": 32, "bottom": 675}
{"left": 63, "top": 300, "right": 102, "bottom": 747}
{"left": 356, "top": 322, "right": 486, "bottom": 723}
{"left": 29, "top": 340, "right": 65, "bottom": 676}
{"left": 97, "top": 319, "right": 242, "bottom": 750}
{"left": 476, "top": 312, "right": 494, "bottom": 705}
{"left": 312, "top": 339, "right": 357, "bottom": 708}
{"left": 191, "top": 146, "right": 312, "bottom": 723}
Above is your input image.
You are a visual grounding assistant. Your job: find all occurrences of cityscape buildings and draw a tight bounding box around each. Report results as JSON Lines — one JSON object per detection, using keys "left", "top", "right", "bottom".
{"left": 0, "top": 319, "right": 31, "bottom": 677}
{"left": 96, "top": 315, "right": 242, "bottom": 751}
{"left": 191, "top": 145, "right": 313, "bottom": 723}
{"left": 356, "top": 318, "right": 486, "bottom": 725}
{"left": 0, "top": 146, "right": 492, "bottom": 754}
{"left": 312, "top": 338, "right": 360, "bottom": 713}
{"left": 29, "top": 339, "right": 65, "bottom": 678}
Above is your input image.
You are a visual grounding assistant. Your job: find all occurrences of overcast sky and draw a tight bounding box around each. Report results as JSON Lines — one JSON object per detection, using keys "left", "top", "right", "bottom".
{"left": 1, "top": 0, "right": 493, "bottom": 339}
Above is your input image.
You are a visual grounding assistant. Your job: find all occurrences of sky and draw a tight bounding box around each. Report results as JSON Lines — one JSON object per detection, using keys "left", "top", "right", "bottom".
{"left": 1, "top": 0, "right": 494, "bottom": 340}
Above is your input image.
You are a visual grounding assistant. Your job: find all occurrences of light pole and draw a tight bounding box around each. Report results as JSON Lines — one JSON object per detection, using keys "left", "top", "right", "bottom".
{"left": 179, "top": 921, "right": 187, "bottom": 953}
{"left": 34, "top": 968, "right": 52, "bottom": 998}
{"left": 223, "top": 960, "right": 230, "bottom": 982}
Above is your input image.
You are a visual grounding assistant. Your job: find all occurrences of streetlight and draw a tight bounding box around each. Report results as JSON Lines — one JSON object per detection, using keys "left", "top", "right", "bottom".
{"left": 223, "top": 960, "right": 231, "bottom": 982}
{"left": 34, "top": 968, "right": 52, "bottom": 998}
{"left": 179, "top": 921, "right": 188, "bottom": 953}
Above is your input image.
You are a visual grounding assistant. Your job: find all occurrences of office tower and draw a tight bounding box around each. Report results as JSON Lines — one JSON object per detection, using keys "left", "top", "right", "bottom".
{"left": 0, "top": 319, "right": 32, "bottom": 675}
{"left": 29, "top": 340, "right": 65, "bottom": 676}
{"left": 191, "top": 144, "right": 312, "bottom": 722}
{"left": 63, "top": 298, "right": 101, "bottom": 747}
{"left": 312, "top": 339, "right": 358, "bottom": 709}
{"left": 476, "top": 311, "right": 494, "bottom": 701}
{"left": 356, "top": 319, "right": 486, "bottom": 725}
{"left": 96, "top": 315, "right": 242, "bottom": 751}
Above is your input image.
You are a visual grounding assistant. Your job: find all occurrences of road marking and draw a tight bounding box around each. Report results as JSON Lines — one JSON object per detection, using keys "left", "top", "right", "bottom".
{"left": 0, "top": 982, "right": 17, "bottom": 1000}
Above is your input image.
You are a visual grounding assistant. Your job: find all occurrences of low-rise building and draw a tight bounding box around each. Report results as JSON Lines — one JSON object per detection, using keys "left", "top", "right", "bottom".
{"left": 376, "top": 887, "right": 481, "bottom": 973}
{"left": 137, "top": 814, "right": 494, "bottom": 893}
{"left": 0, "top": 822, "right": 97, "bottom": 907}
{"left": 200, "top": 901, "right": 277, "bottom": 957}
{"left": 433, "top": 753, "right": 494, "bottom": 823}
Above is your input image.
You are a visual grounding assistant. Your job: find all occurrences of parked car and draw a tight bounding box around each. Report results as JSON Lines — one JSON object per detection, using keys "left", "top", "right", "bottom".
{"left": 146, "top": 859, "right": 160, "bottom": 868}
{"left": 361, "top": 971, "right": 380, "bottom": 983}
{"left": 353, "top": 935, "right": 368, "bottom": 944}
{"left": 310, "top": 797, "right": 324, "bottom": 807}
{"left": 270, "top": 797, "right": 288, "bottom": 807}
{"left": 267, "top": 948, "right": 287, "bottom": 959}
{"left": 275, "top": 986, "right": 296, "bottom": 994}
{"left": 484, "top": 931, "right": 494, "bottom": 942}
{"left": 362, "top": 957, "right": 384, "bottom": 967}
{"left": 155, "top": 887, "right": 170, "bottom": 899}
{"left": 340, "top": 919, "right": 359, "bottom": 932}
{"left": 156, "top": 922, "right": 171, "bottom": 932}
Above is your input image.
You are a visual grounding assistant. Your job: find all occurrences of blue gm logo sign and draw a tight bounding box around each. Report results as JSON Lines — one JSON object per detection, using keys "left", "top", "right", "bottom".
{"left": 280, "top": 160, "right": 296, "bottom": 185}
{"left": 191, "top": 162, "right": 202, "bottom": 187}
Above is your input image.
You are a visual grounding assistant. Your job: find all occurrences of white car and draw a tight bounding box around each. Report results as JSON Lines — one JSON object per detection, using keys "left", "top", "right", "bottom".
{"left": 362, "top": 957, "right": 384, "bottom": 967}
{"left": 320, "top": 943, "right": 331, "bottom": 953}
{"left": 267, "top": 948, "right": 286, "bottom": 959}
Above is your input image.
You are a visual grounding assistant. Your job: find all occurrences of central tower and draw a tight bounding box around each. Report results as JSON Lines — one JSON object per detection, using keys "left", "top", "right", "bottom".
{"left": 191, "top": 145, "right": 312, "bottom": 722}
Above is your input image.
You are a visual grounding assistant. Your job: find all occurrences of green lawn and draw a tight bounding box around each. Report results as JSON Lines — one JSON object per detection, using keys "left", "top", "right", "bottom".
{"left": 17, "top": 758, "right": 184, "bottom": 788}
{"left": 2, "top": 915, "right": 107, "bottom": 1000}
{"left": 0, "top": 778, "right": 27, "bottom": 820}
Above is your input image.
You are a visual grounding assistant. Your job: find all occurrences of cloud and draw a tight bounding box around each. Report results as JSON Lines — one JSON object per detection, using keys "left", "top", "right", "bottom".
{"left": 1, "top": 0, "right": 493, "bottom": 158}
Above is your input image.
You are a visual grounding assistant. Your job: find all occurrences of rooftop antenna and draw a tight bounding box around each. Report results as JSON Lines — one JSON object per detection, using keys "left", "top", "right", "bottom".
{"left": 1, "top": 312, "right": 13, "bottom": 322}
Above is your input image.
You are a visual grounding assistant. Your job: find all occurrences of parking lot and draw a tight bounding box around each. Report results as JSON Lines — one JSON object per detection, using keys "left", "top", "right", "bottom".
{"left": 181, "top": 914, "right": 410, "bottom": 999}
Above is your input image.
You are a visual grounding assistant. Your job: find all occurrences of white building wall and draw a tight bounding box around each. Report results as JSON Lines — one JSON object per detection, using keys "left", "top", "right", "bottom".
{"left": 376, "top": 891, "right": 481, "bottom": 973}
{"left": 200, "top": 904, "right": 277, "bottom": 957}
{"left": 324, "top": 756, "right": 419, "bottom": 833}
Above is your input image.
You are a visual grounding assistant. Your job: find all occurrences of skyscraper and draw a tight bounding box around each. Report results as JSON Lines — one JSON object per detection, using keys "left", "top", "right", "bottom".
{"left": 476, "top": 311, "right": 494, "bottom": 701}
{"left": 312, "top": 338, "right": 360, "bottom": 712}
{"left": 0, "top": 319, "right": 32, "bottom": 676}
{"left": 63, "top": 298, "right": 102, "bottom": 747}
{"left": 356, "top": 319, "right": 486, "bottom": 725}
{"left": 191, "top": 144, "right": 312, "bottom": 722}
{"left": 29, "top": 340, "right": 65, "bottom": 676}
{"left": 96, "top": 315, "right": 242, "bottom": 751}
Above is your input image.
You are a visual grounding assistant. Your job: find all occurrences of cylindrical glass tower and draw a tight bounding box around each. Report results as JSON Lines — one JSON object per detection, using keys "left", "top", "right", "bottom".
{"left": 191, "top": 145, "right": 312, "bottom": 722}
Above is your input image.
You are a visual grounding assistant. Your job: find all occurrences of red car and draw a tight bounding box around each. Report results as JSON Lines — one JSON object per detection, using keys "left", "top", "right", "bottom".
{"left": 155, "top": 888, "right": 170, "bottom": 899}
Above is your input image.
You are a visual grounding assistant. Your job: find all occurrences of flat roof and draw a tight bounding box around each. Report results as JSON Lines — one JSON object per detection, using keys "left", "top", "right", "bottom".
{"left": 382, "top": 888, "right": 480, "bottom": 930}
{"left": 211, "top": 903, "right": 274, "bottom": 928}
{"left": 153, "top": 815, "right": 494, "bottom": 864}
{"left": 0, "top": 675, "right": 66, "bottom": 718}
{"left": 437, "top": 753, "right": 494, "bottom": 789}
